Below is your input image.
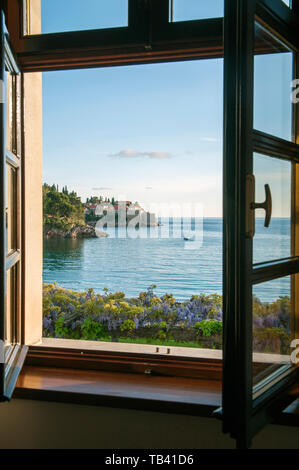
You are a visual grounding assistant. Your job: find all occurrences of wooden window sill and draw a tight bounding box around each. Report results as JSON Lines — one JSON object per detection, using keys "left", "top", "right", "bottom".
{"left": 13, "top": 365, "right": 299, "bottom": 427}
{"left": 14, "top": 365, "right": 222, "bottom": 417}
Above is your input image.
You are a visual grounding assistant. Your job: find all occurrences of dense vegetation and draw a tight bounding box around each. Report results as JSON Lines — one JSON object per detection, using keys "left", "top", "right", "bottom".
{"left": 43, "top": 283, "right": 290, "bottom": 353}
{"left": 43, "top": 184, "right": 85, "bottom": 230}
{"left": 86, "top": 196, "right": 115, "bottom": 204}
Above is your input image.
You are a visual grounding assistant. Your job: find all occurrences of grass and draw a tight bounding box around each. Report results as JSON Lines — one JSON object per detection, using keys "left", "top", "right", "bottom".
{"left": 114, "top": 337, "right": 208, "bottom": 349}
{"left": 81, "top": 335, "right": 208, "bottom": 348}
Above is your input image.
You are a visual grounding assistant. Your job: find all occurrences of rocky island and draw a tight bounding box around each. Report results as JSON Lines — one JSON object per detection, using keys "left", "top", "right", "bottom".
{"left": 43, "top": 184, "right": 109, "bottom": 239}
{"left": 43, "top": 184, "right": 157, "bottom": 238}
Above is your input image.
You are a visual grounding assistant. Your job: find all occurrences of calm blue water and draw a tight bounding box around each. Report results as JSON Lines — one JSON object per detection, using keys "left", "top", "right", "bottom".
{"left": 43, "top": 218, "right": 291, "bottom": 303}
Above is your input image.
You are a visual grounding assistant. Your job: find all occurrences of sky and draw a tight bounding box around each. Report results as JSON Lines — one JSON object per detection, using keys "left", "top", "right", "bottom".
{"left": 42, "top": 60, "right": 223, "bottom": 217}
{"left": 41, "top": 0, "right": 293, "bottom": 218}
{"left": 40, "top": 0, "right": 225, "bottom": 33}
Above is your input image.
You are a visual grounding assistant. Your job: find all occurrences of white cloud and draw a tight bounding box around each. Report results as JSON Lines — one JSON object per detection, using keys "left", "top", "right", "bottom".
{"left": 108, "top": 149, "right": 172, "bottom": 160}
{"left": 200, "top": 137, "right": 221, "bottom": 143}
{"left": 92, "top": 187, "right": 113, "bottom": 191}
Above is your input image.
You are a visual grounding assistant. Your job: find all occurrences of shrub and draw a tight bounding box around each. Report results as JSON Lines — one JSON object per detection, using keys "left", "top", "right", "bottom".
{"left": 197, "top": 320, "right": 222, "bottom": 337}
{"left": 81, "top": 318, "right": 108, "bottom": 341}
{"left": 42, "top": 283, "right": 290, "bottom": 352}
{"left": 120, "top": 319, "right": 136, "bottom": 333}
{"left": 253, "top": 327, "right": 290, "bottom": 354}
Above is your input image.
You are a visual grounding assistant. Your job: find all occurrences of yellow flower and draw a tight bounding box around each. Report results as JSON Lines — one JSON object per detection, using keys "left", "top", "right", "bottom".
{"left": 119, "top": 301, "right": 130, "bottom": 309}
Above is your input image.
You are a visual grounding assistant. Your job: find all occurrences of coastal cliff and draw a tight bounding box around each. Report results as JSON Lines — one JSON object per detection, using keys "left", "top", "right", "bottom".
{"left": 43, "top": 223, "right": 109, "bottom": 239}
{"left": 43, "top": 184, "right": 110, "bottom": 239}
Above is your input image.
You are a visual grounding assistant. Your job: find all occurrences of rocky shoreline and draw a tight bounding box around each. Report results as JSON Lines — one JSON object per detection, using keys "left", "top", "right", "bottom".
{"left": 43, "top": 224, "right": 109, "bottom": 239}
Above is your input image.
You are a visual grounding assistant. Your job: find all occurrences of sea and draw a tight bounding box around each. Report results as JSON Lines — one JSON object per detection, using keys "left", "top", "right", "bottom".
{"left": 43, "top": 217, "right": 291, "bottom": 303}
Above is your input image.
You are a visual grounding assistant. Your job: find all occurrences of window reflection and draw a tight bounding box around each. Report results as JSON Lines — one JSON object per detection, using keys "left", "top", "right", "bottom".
{"left": 6, "top": 164, "right": 17, "bottom": 254}
{"left": 253, "top": 277, "right": 293, "bottom": 388}
{"left": 254, "top": 22, "right": 293, "bottom": 141}
{"left": 253, "top": 153, "right": 291, "bottom": 264}
{"left": 169, "top": 0, "right": 224, "bottom": 22}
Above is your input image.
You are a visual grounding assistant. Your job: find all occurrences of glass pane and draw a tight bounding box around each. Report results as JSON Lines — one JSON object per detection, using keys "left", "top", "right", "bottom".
{"left": 5, "top": 269, "right": 12, "bottom": 346}
{"left": 15, "top": 74, "right": 21, "bottom": 157}
{"left": 254, "top": 22, "right": 293, "bottom": 141}
{"left": 5, "top": 71, "right": 20, "bottom": 155}
{"left": 170, "top": 0, "right": 224, "bottom": 22}
{"left": 253, "top": 153, "right": 291, "bottom": 264}
{"left": 34, "top": 0, "right": 128, "bottom": 35}
{"left": 253, "top": 277, "right": 294, "bottom": 390}
{"left": 6, "top": 164, "right": 18, "bottom": 254}
{"left": 5, "top": 267, "right": 17, "bottom": 347}
{"left": 5, "top": 70, "right": 13, "bottom": 153}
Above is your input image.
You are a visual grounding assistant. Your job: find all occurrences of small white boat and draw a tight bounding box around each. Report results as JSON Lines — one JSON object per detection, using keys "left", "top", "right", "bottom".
{"left": 183, "top": 233, "right": 196, "bottom": 241}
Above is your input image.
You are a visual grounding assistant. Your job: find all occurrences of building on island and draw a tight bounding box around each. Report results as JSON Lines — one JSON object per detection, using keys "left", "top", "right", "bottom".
{"left": 84, "top": 200, "right": 157, "bottom": 227}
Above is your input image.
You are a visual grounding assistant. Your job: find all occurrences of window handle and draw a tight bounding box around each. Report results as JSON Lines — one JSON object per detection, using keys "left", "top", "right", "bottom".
{"left": 251, "top": 183, "right": 272, "bottom": 228}
{"left": 246, "top": 175, "right": 272, "bottom": 238}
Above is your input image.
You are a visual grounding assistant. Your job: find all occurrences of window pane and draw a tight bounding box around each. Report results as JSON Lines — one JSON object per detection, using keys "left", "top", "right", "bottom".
{"left": 254, "top": 22, "right": 293, "bottom": 141}
{"left": 6, "top": 164, "right": 18, "bottom": 254}
{"left": 169, "top": 0, "right": 224, "bottom": 22}
{"left": 6, "top": 70, "right": 13, "bottom": 153}
{"left": 5, "top": 267, "right": 17, "bottom": 347}
{"left": 15, "top": 74, "right": 21, "bottom": 157}
{"left": 253, "top": 276, "right": 294, "bottom": 392}
{"left": 35, "top": 0, "right": 128, "bottom": 34}
{"left": 5, "top": 71, "right": 20, "bottom": 155}
{"left": 5, "top": 269, "right": 12, "bottom": 346}
{"left": 253, "top": 153, "right": 291, "bottom": 264}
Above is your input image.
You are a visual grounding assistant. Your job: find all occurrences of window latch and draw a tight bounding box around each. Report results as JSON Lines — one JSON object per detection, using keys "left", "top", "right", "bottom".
{"left": 246, "top": 174, "right": 272, "bottom": 238}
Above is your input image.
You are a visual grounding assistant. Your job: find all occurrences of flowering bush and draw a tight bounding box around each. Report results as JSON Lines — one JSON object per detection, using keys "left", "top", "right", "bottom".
{"left": 43, "top": 283, "right": 290, "bottom": 352}
{"left": 43, "top": 283, "right": 223, "bottom": 345}
{"left": 252, "top": 294, "right": 290, "bottom": 354}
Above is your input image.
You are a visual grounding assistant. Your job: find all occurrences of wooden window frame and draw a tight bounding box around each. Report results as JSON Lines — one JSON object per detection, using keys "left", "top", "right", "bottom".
{"left": 5, "top": 0, "right": 299, "bottom": 364}
{"left": 1, "top": 1, "right": 299, "bottom": 441}
{"left": 0, "top": 13, "right": 28, "bottom": 401}
{"left": 3, "top": 0, "right": 298, "bottom": 72}
{"left": 220, "top": 0, "right": 299, "bottom": 448}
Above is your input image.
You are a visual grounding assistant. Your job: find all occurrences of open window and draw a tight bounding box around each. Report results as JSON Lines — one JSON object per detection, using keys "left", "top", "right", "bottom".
{"left": 222, "top": 0, "right": 299, "bottom": 448}
{"left": 0, "top": 11, "right": 27, "bottom": 401}
{"left": 1, "top": 0, "right": 299, "bottom": 449}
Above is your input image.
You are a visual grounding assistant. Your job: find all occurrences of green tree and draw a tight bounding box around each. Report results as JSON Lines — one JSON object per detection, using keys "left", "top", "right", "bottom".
{"left": 43, "top": 183, "right": 85, "bottom": 230}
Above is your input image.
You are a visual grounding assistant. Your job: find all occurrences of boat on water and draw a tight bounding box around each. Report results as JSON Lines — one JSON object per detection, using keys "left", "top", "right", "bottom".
{"left": 183, "top": 233, "right": 196, "bottom": 241}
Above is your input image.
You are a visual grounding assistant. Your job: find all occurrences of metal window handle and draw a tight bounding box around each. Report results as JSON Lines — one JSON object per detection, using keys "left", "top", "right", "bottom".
{"left": 251, "top": 183, "right": 272, "bottom": 227}
{"left": 246, "top": 175, "right": 272, "bottom": 238}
